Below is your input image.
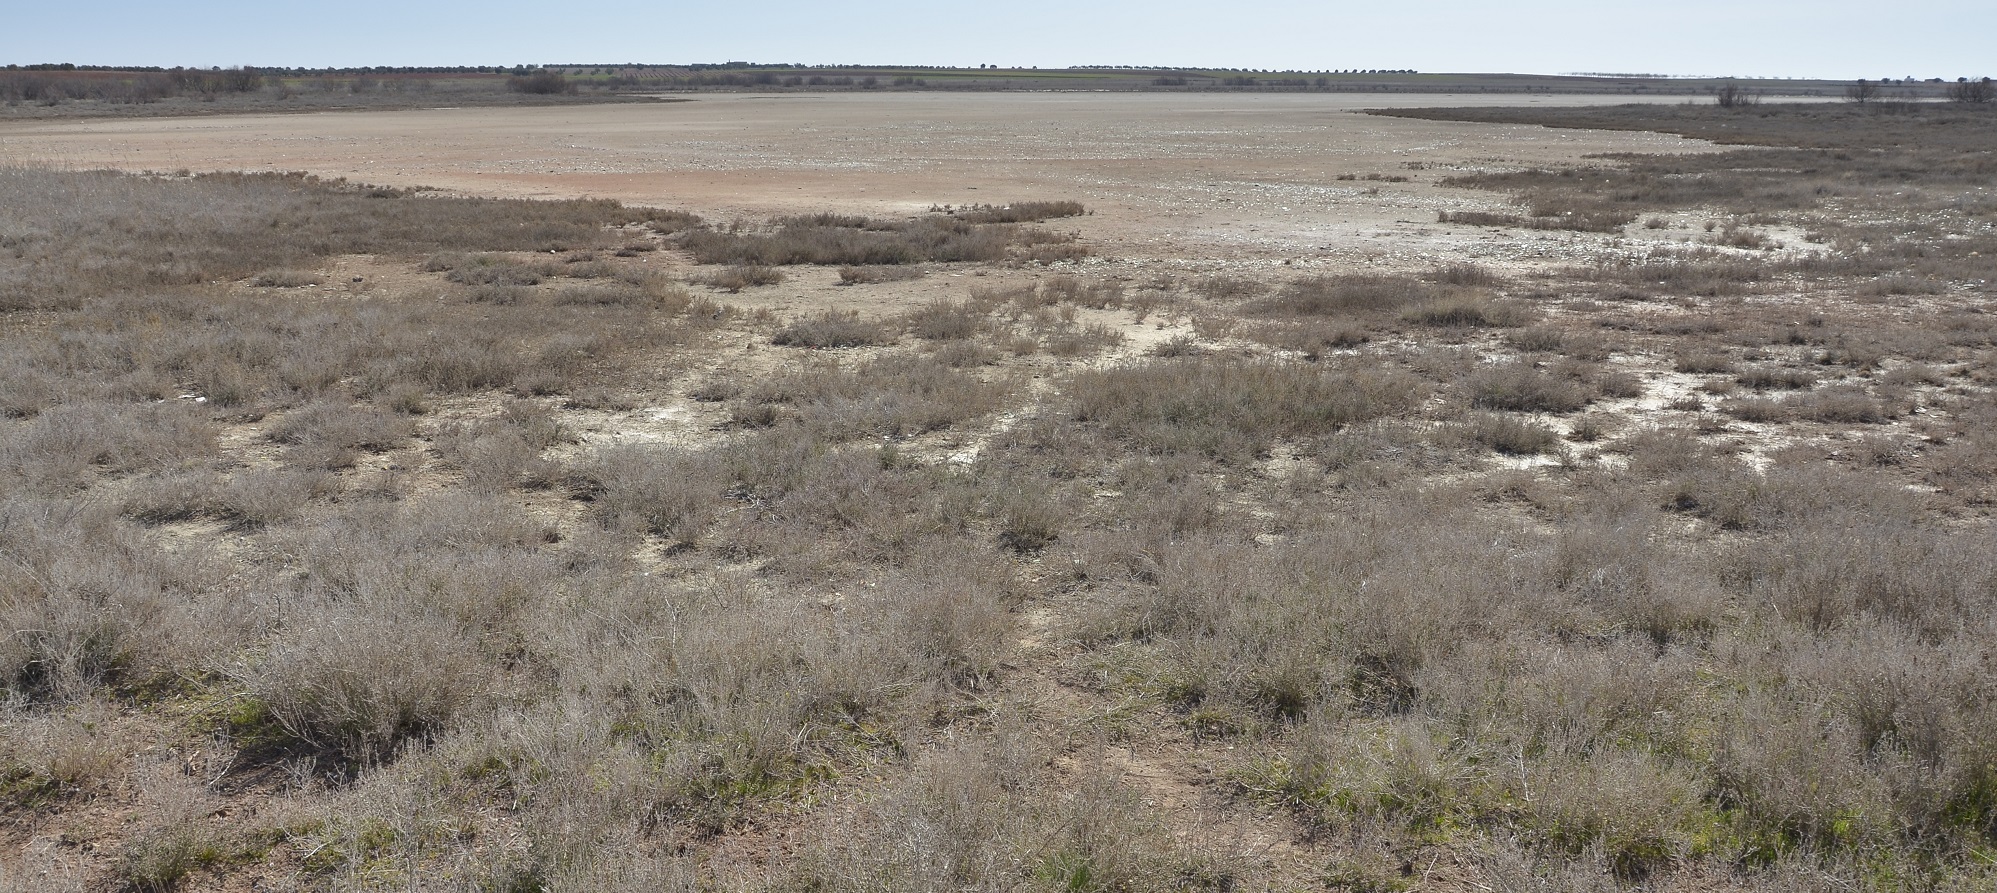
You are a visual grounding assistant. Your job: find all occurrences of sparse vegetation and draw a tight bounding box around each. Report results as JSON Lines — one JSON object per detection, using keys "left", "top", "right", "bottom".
{"left": 4, "top": 95, "right": 1995, "bottom": 891}
{"left": 678, "top": 211, "right": 1082, "bottom": 266}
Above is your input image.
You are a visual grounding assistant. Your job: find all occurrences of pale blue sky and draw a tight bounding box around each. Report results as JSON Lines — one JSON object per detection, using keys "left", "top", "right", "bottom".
{"left": 7, "top": 1, "right": 1990, "bottom": 79}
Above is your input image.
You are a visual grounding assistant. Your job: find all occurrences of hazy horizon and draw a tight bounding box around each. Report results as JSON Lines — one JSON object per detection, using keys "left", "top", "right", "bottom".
{"left": 8, "top": 0, "right": 1991, "bottom": 82}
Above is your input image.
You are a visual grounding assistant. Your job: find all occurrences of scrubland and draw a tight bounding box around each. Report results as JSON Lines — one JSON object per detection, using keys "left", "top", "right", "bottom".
{"left": 1, "top": 100, "right": 1996, "bottom": 892}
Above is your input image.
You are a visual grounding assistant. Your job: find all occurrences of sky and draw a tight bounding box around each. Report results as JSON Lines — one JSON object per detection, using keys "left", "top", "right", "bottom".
{"left": 6, "top": 1, "right": 1991, "bottom": 80}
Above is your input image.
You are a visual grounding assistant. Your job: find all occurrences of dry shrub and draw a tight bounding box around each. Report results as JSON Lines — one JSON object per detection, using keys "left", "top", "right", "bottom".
{"left": 1149, "top": 334, "right": 1202, "bottom": 357}
{"left": 579, "top": 445, "right": 723, "bottom": 546}
{"left": 1545, "top": 514, "right": 1725, "bottom": 641}
{"left": 1402, "top": 295, "right": 1534, "bottom": 327}
{"left": 1250, "top": 273, "right": 1435, "bottom": 316}
{"left": 111, "top": 775, "right": 226, "bottom": 893}
{"left": 947, "top": 200, "right": 1086, "bottom": 223}
{"left": 932, "top": 339, "right": 999, "bottom": 368}
{"left": 837, "top": 265, "right": 924, "bottom": 285}
{"left": 904, "top": 299, "right": 987, "bottom": 340}
{"left": 868, "top": 545, "right": 1019, "bottom": 689}
{"left": 549, "top": 282, "right": 671, "bottom": 307}
{"left": 703, "top": 434, "right": 959, "bottom": 568}
{"left": 1722, "top": 519, "right": 1995, "bottom": 635}
{"left": 1464, "top": 413, "right": 1560, "bottom": 455}
{"left": 1071, "top": 279, "right": 1126, "bottom": 309}
{"left": 1429, "top": 262, "right": 1505, "bottom": 287}
{"left": 445, "top": 257, "right": 547, "bottom": 286}
{"left": 1618, "top": 428, "right": 1728, "bottom": 479}
{"left": 0, "top": 401, "right": 216, "bottom": 492}
{"left": 1043, "top": 322, "right": 1126, "bottom": 358}
{"left": 1466, "top": 362, "right": 1592, "bottom": 413}
{"left": 772, "top": 310, "right": 896, "bottom": 348}
{"left": 1191, "top": 275, "right": 1267, "bottom": 300}
{"left": 0, "top": 699, "right": 133, "bottom": 803}
{"left": 0, "top": 499, "right": 203, "bottom": 703}
{"left": 1241, "top": 318, "right": 1369, "bottom": 358}
{"left": 695, "top": 264, "right": 784, "bottom": 292}
{"left": 1068, "top": 358, "right": 1422, "bottom": 463}
{"left": 755, "top": 355, "right": 1011, "bottom": 439}
{"left": 435, "top": 412, "right": 564, "bottom": 494}
{"left": 1516, "top": 744, "right": 1709, "bottom": 876}
{"left": 221, "top": 468, "right": 336, "bottom": 528}
{"left": 1673, "top": 351, "right": 1734, "bottom": 374}
{"left": 1595, "top": 370, "right": 1645, "bottom": 400}
{"left": 681, "top": 214, "right": 1023, "bottom": 266}
{"left": 1439, "top": 208, "right": 1635, "bottom": 232}
{"left": 792, "top": 734, "right": 1211, "bottom": 893}
{"left": 1796, "top": 385, "right": 1901, "bottom": 424}
{"left": 1665, "top": 464, "right": 1918, "bottom": 532}
{"left": 244, "top": 602, "right": 492, "bottom": 764}
{"left": 1736, "top": 365, "right": 1819, "bottom": 390}
{"left": 791, "top": 736, "right": 1043, "bottom": 891}
{"left": 268, "top": 401, "right": 411, "bottom": 469}
{"left": 1017, "top": 241, "right": 1089, "bottom": 265}
{"left": 993, "top": 480, "right": 1061, "bottom": 553}
{"left": 1019, "top": 282, "right": 1123, "bottom": 319}
{"left": 1722, "top": 396, "right": 1792, "bottom": 422}
{"left": 1506, "top": 327, "right": 1568, "bottom": 353}
{"left": 547, "top": 565, "right": 1010, "bottom": 832}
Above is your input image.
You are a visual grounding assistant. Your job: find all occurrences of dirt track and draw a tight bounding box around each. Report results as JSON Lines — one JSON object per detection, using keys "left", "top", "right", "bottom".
{"left": 1, "top": 92, "right": 1717, "bottom": 267}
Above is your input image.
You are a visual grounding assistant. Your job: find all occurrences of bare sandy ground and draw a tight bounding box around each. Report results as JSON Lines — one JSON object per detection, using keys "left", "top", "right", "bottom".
{"left": 1, "top": 92, "right": 1719, "bottom": 268}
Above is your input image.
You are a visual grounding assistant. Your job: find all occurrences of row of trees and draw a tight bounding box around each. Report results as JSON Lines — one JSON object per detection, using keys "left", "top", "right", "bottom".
{"left": 0, "top": 67, "right": 264, "bottom": 105}
{"left": 1846, "top": 77, "right": 1992, "bottom": 104}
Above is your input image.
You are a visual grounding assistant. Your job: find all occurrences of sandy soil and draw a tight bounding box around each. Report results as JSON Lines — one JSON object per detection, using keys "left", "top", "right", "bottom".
{"left": 1, "top": 92, "right": 1719, "bottom": 268}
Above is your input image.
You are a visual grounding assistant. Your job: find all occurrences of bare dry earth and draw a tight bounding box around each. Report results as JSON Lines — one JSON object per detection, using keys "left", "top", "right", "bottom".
{"left": 0, "top": 92, "right": 1721, "bottom": 271}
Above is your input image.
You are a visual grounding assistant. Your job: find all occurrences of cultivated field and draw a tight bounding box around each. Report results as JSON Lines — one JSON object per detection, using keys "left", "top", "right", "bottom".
{"left": 0, "top": 94, "right": 1993, "bottom": 892}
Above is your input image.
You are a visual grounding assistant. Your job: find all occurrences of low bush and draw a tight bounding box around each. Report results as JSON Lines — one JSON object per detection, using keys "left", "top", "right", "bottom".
{"left": 772, "top": 310, "right": 897, "bottom": 348}
{"left": 245, "top": 603, "right": 492, "bottom": 764}
{"left": 1241, "top": 319, "right": 1369, "bottom": 358}
{"left": 837, "top": 265, "right": 924, "bottom": 285}
{"left": 1249, "top": 273, "right": 1434, "bottom": 316}
{"left": 1723, "top": 396, "right": 1792, "bottom": 422}
{"left": 1673, "top": 351, "right": 1734, "bottom": 374}
{"left": 695, "top": 264, "right": 784, "bottom": 292}
{"left": 1402, "top": 296, "right": 1532, "bottom": 327}
{"left": 446, "top": 257, "right": 547, "bottom": 286}
{"left": 1191, "top": 276, "right": 1267, "bottom": 300}
{"left": 1440, "top": 209, "right": 1635, "bottom": 233}
{"left": 1043, "top": 322, "right": 1126, "bottom": 358}
{"left": 1068, "top": 358, "right": 1423, "bottom": 463}
{"left": 579, "top": 446, "right": 722, "bottom": 545}
{"left": 1464, "top": 413, "right": 1560, "bottom": 455}
{"left": 1466, "top": 362, "right": 1592, "bottom": 413}
{"left": 1506, "top": 327, "right": 1567, "bottom": 353}
{"left": 1797, "top": 385, "right": 1899, "bottom": 424}
{"left": 681, "top": 214, "right": 1059, "bottom": 266}
{"left": 948, "top": 201, "right": 1087, "bottom": 223}
{"left": 904, "top": 299, "right": 986, "bottom": 340}
{"left": 754, "top": 355, "right": 1011, "bottom": 439}
{"left": 1736, "top": 365, "right": 1818, "bottom": 390}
